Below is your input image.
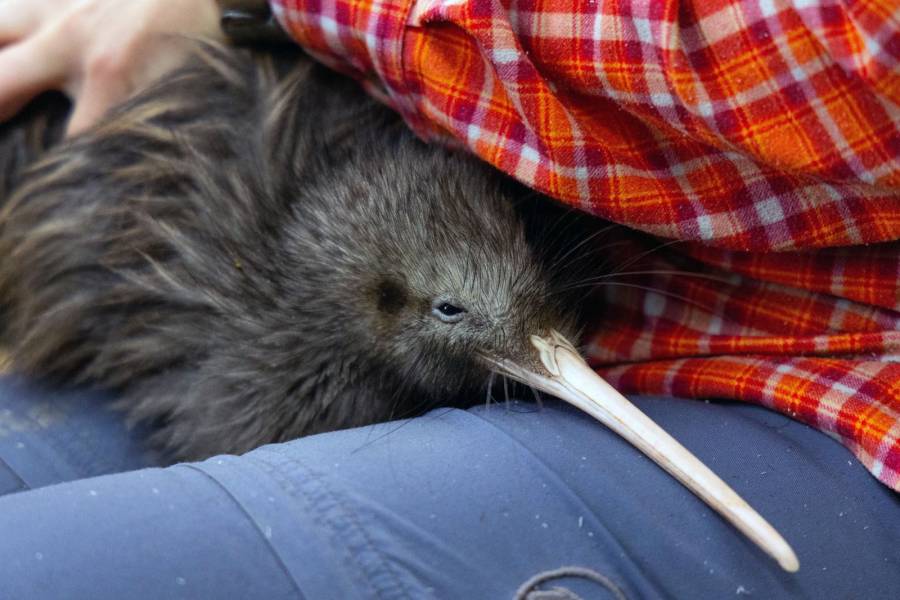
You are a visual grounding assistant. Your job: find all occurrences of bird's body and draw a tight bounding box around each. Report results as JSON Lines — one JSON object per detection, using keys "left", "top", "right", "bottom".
{"left": 0, "top": 45, "right": 588, "bottom": 460}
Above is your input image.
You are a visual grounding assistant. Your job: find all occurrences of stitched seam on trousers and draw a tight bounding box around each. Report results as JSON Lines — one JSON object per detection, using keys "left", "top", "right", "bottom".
{"left": 252, "top": 449, "right": 414, "bottom": 600}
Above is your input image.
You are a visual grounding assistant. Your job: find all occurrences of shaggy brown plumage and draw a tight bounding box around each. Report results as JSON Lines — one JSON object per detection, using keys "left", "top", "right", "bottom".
{"left": 0, "top": 44, "right": 597, "bottom": 461}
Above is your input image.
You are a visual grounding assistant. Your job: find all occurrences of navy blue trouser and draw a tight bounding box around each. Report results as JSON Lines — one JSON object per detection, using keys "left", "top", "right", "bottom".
{"left": 0, "top": 375, "right": 897, "bottom": 599}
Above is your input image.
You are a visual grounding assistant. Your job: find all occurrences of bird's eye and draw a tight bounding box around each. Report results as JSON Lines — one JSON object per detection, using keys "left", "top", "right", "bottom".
{"left": 432, "top": 300, "right": 467, "bottom": 323}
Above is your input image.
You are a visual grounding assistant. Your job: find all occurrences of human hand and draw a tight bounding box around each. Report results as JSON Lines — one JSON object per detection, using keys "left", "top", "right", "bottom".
{"left": 0, "top": 0, "right": 223, "bottom": 135}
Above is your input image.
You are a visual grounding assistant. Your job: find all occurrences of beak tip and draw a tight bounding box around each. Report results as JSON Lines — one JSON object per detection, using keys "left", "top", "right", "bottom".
{"left": 779, "top": 552, "right": 800, "bottom": 573}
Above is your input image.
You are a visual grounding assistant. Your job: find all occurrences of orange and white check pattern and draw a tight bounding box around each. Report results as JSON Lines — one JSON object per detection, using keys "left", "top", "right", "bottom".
{"left": 271, "top": 0, "right": 900, "bottom": 490}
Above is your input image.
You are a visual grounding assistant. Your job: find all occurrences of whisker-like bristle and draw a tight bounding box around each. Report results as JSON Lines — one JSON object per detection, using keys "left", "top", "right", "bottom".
{"left": 554, "top": 281, "right": 716, "bottom": 313}
{"left": 501, "top": 374, "right": 510, "bottom": 409}
{"left": 485, "top": 370, "right": 497, "bottom": 409}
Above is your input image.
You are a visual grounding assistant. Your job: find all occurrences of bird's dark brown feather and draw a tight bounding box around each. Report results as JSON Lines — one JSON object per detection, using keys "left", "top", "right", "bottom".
{"left": 0, "top": 43, "right": 602, "bottom": 461}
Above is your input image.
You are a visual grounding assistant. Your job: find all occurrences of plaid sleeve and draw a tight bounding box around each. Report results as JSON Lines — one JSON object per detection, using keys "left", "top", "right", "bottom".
{"left": 271, "top": 0, "right": 900, "bottom": 491}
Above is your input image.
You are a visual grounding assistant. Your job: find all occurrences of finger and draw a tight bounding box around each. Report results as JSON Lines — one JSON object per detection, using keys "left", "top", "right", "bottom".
{"left": 0, "top": 35, "right": 65, "bottom": 122}
{"left": 0, "top": 9, "right": 38, "bottom": 46}
{"left": 66, "top": 74, "right": 131, "bottom": 136}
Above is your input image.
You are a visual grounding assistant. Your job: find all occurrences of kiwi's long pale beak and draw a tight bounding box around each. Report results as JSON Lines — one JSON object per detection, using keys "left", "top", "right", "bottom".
{"left": 487, "top": 329, "right": 799, "bottom": 573}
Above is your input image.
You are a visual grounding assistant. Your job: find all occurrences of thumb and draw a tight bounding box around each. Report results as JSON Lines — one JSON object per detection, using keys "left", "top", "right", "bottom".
{"left": 65, "top": 74, "right": 130, "bottom": 136}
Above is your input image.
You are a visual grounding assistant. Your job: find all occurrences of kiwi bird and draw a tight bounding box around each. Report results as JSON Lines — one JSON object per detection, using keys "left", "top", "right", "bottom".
{"left": 0, "top": 44, "right": 797, "bottom": 571}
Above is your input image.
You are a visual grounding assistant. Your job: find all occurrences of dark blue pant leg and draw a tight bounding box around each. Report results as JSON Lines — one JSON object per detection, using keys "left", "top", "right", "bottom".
{"left": 0, "top": 374, "right": 897, "bottom": 599}
{"left": 0, "top": 376, "right": 154, "bottom": 494}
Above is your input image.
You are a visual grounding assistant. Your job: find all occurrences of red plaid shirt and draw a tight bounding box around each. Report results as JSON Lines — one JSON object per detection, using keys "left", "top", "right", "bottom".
{"left": 271, "top": 0, "right": 900, "bottom": 490}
